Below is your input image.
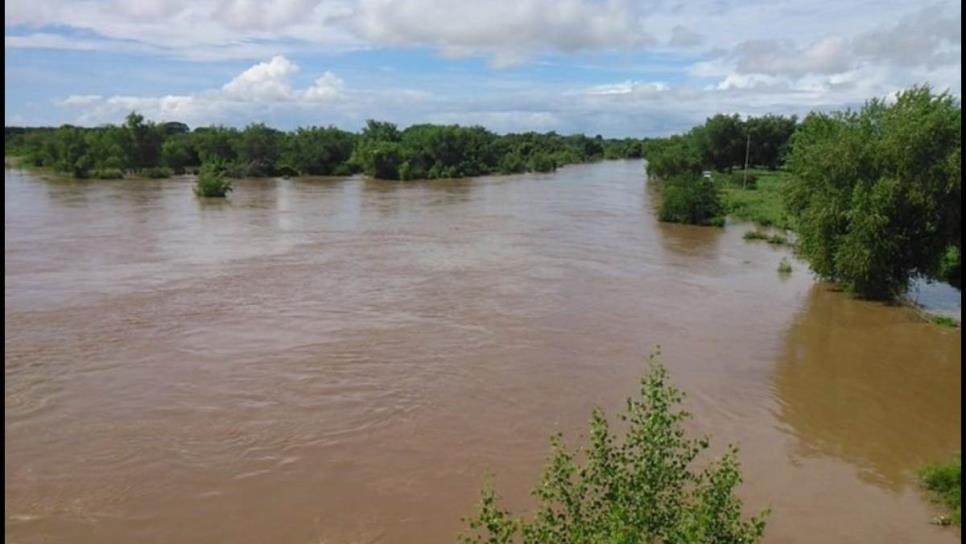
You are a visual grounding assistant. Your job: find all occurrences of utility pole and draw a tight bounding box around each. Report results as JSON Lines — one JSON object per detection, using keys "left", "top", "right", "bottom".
{"left": 743, "top": 132, "right": 751, "bottom": 189}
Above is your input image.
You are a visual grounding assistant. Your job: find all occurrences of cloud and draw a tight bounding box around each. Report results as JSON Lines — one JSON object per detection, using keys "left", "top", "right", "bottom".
{"left": 57, "top": 94, "right": 104, "bottom": 106}
{"left": 303, "top": 72, "right": 345, "bottom": 101}
{"left": 353, "top": 0, "right": 657, "bottom": 66}
{"left": 10, "top": 1, "right": 962, "bottom": 136}
{"left": 668, "top": 25, "right": 702, "bottom": 48}
{"left": 222, "top": 55, "right": 300, "bottom": 100}
{"left": 56, "top": 56, "right": 347, "bottom": 126}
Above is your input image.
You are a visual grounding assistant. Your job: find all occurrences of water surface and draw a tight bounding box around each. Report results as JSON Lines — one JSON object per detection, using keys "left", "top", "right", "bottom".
{"left": 5, "top": 161, "right": 961, "bottom": 543}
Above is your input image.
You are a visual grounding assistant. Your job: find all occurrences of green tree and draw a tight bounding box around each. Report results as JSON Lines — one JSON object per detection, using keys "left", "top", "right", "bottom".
{"left": 658, "top": 174, "right": 725, "bottom": 227}
{"left": 461, "top": 353, "right": 767, "bottom": 544}
{"left": 161, "top": 134, "right": 200, "bottom": 174}
{"left": 785, "top": 85, "right": 961, "bottom": 298}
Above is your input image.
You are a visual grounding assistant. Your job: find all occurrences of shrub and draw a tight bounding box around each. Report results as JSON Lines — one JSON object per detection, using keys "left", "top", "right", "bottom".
{"left": 919, "top": 457, "right": 961, "bottom": 526}
{"left": 141, "top": 166, "right": 172, "bottom": 178}
{"left": 658, "top": 175, "right": 725, "bottom": 227}
{"left": 92, "top": 168, "right": 124, "bottom": 180}
{"left": 461, "top": 352, "right": 768, "bottom": 544}
{"left": 194, "top": 161, "right": 233, "bottom": 198}
{"left": 938, "top": 246, "right": 961, "bottom": 288}
{"left": 527, "top": 153, "right": 557, "bottom": 173}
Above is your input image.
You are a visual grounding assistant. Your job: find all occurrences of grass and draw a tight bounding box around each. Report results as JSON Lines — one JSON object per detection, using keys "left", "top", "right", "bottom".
{"left": 777, "top": 258, "right": 793, "bottom": 275}
{"left": 717, "top": 168, "right": 795, "bottom": 230}
{"left": 744, "top": 230, "right": 790, "bottom": 246}
{"left": 931, "top": 315, "right": 960, "bottom": 328}
{"left": 919, "top": 458, "right": 961, "bottom": 526}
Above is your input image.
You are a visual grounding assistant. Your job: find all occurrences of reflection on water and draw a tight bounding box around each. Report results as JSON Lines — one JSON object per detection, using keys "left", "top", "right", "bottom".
{"left": 774, "top": 284, "right": 961, "bottom": 490}
{"left": 4, "top": 161, "right": 961, "bottom": 544}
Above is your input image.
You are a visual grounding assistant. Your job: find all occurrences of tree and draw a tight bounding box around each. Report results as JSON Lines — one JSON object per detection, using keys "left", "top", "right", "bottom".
{"left": 700, "top": 114, "right": 745, "bottom": 171}
{"left": 658, "top": 174, "right": 725, "bottom": 227}
{"left": 785, "top": 85, "right": 961, "bottom": 298}
{"left": 461, "top": 352, "right": 767, "bottom": 544}
{"left": 161, "top": 134, "right": 200, "bottom": 174}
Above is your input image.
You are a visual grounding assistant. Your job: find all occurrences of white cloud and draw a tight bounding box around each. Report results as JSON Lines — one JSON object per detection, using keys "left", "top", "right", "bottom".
{"left": 303, "top": 72, "right": 344, "bottom": 101}
{"left": 222, "top": 55, "right": 300, "bottom": 100}
{"left": 57, "top": 94, "right": 104, "bottom": 106}
{"left": 11, "top": 1, "right": 961, "bottom": 135}
{"left": 582, "top": 81, "right": 669, "bottom": 96}
{"left": 56, "top": 56, "right": 346, "bottom": 126}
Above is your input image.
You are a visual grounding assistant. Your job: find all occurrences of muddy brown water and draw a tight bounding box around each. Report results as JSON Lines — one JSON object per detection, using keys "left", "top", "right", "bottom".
{"left": 4, "top": 161, "right": 961, "bottom": 543}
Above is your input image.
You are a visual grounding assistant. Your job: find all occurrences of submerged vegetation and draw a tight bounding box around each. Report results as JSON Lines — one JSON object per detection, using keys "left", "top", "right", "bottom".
{"left": 461, "top": 352, "right": 767, "bottom": 544}
{"left": 744, "top": 230, "right": 790, "bottom": 246}
{"left": 657, "top": 174, "right": 725, "bottom": 227}
{"left": 643, "top": 85, "right": 961, "bottom": 300}
{"left": 777, "top": 258, "right": 793, "bottom": 275}
{"left": 919, "top": 457, "right": 961, "bottom": 526}
{"left": 785, "top": 86, "right": 961, "bottom": 300}
{"left": 193, "top": 161, "right": 233, "bottom": 198}
{"left": 5, "top": 114, "right": 646, "bottom": 182}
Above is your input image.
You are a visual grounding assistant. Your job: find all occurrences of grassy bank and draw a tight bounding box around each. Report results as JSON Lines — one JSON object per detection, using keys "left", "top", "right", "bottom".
{"left": 716, "top": 168, "right": 795, "bottom": 230}
{"left": 920, "top": 457, "right": 961, "bottom": 526}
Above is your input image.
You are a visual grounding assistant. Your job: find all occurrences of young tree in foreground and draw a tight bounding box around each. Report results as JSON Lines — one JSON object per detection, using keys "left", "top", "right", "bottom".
{"left": 461, "top": 352, "right": 768, "bottom": 544}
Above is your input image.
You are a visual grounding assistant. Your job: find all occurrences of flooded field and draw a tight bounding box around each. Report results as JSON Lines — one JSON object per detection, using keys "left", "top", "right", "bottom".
{"left": 4, "top": 160, "right": 961, "bottom": 543}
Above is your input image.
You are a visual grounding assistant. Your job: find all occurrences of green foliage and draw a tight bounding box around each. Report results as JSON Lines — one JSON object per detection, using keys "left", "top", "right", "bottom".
{"left": 785, "top": 85, "right": 961, "bottom": 299}
{"left": 141, "top": 166, "right": 172, "bottom": 178}
{"left": 745, "top": 115, "right": 798, "bottom": 170}
{"left": 161, "top": 135, "right": 200, "bottom": 174}
{"left": 461, "top": 353, "right": 768, "bottom": 544}
{"left": 234, "top": 123, "right": 283, "bottom": 176}
{"left": 527, "top": 152, "right": 557, "bottom": 173}
{"left": 719, "top": 169, "right": 794, "bottom": 230}
{"left": 919, "top": 457, "right": 961, "bottom": 526}
{"left": 658, "top": 175, "right": 725, "bottom": 227}
{"left": 92, "top": 168, "right": 124, "bottom": 179}
{"left": 644, "top": 115, "right": 797, "bottom": 181}
{"left": 644, "top": 135, "right": 703, "bottom": 180}
{"left": 7, "top": 112, "right": 644, "bottom": 182}
{"left": 930, "top": 315, "right": 960, "bottom": 328}
{"left": 777, "top": 258, "right": 793, "bottom": 275}
{"left": 193, "top": 160, "right": 233, "bottom": 198}
{"left": 281, "top": 126, "right": 357, "bottom": 175}
{"left": 938, "top": 246, "right": 961, "bottom": 288}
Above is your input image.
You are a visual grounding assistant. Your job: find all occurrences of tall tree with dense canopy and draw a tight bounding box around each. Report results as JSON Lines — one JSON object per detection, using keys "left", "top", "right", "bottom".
{"left": 785, "top": 85, "right": 961, "bottom": 299}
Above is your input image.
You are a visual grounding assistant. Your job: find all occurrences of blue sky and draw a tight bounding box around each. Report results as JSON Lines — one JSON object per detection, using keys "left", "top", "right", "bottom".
{"left": 4, "top": 0, "right": 962, "bottom": 137}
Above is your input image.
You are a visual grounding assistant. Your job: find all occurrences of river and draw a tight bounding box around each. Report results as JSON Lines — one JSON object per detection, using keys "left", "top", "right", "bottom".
{"left": 4, "top": 160, "right": 961, "bottom": 543}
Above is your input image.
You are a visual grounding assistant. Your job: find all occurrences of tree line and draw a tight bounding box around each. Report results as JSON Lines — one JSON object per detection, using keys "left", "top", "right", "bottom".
{"left": 642, "top": 85, "right": 961, "bottom": 299}
{"left": 4, "top": 114, "right": 646, "bottom": 181}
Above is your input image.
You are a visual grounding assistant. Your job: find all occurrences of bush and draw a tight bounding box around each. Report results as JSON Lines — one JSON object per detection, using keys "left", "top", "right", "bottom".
{"left": 919, "top": 457, "right": 961, "bottom": 526}
{"left": 461, "top": 352, "right": 768, "bottom": 544}
{"left": 194, "top": 161, "right": 233, "bottom": 198}
{"left": 92, "top": 168, "right": 124, "bottom": 179}
{"left": 938, "top": 246, "right": 961, "bottom": 288}
{"left": 141, "top": 166, "right": 172, "bottom": 178}
{"left": 658, "top": 175, "right": 725, "bottom": 227}
{"left": 527, "top": 153, "right": 557, "bottom": 173}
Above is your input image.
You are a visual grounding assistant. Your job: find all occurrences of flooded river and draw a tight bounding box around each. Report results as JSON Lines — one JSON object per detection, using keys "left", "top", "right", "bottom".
{"left": 4, "top": 160, "right": 961, "bottom": 543}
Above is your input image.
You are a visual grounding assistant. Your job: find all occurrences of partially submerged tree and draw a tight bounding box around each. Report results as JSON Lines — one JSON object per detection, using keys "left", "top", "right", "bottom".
{"left": 785, "top": 85, "right": 961, "bottom": 299}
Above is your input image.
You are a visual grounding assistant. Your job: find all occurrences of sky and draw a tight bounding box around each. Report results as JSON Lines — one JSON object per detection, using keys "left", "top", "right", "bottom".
{"left": 4, "top": 0, "right": 962, "bottom": 137}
